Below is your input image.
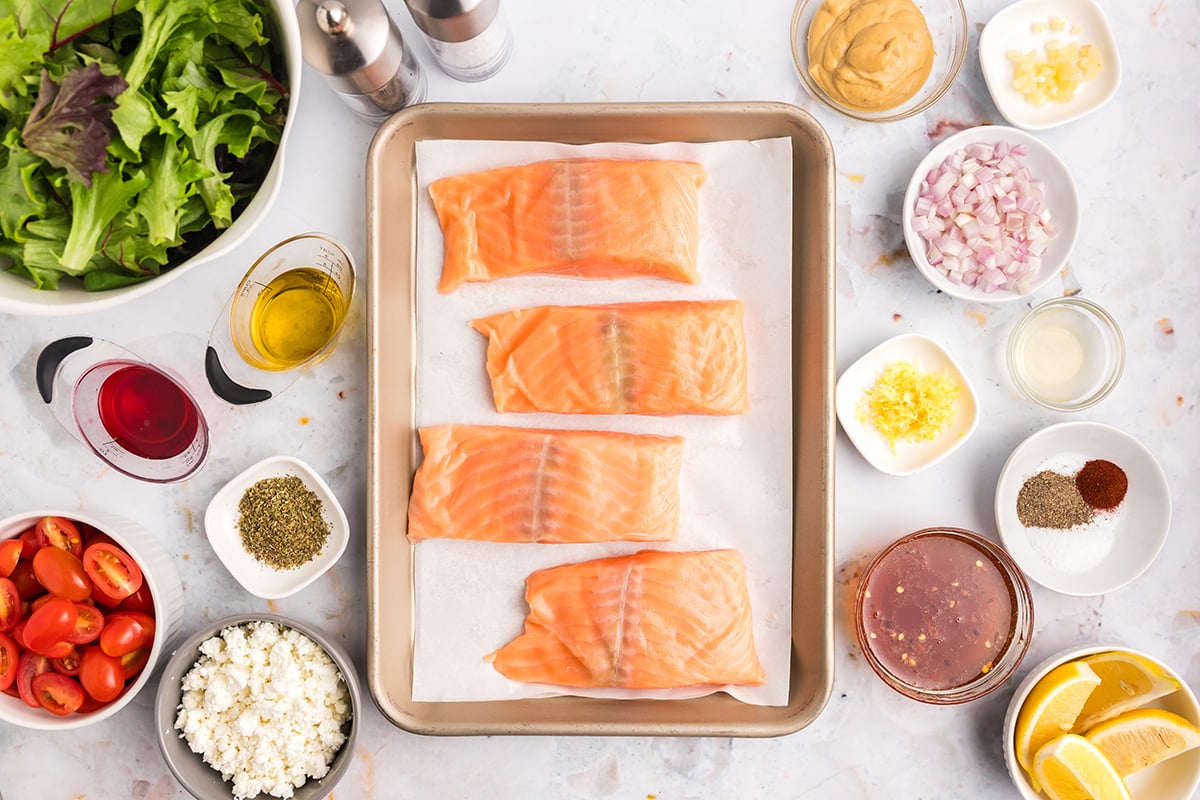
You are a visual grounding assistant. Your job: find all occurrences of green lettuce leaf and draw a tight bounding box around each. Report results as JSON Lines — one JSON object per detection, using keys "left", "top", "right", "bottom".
{"left": 59, "top": 165, "right": 149, "bottom": 274}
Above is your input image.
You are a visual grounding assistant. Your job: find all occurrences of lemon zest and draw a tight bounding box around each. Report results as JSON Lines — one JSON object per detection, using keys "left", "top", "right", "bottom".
{"left": 857, "top": 360, "right": 960, "bottom": 454}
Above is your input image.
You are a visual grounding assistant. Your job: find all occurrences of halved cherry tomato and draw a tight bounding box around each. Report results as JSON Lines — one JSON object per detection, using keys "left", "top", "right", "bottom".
{"left": 0, "top": 632, "right": 17, "bottom": 690}
{"left": 82, "top": 527, "right": 116, "bottom": 549}
{"left": 31, "top": 672, "right": 84, "bottom": 715}
{"left": 51, "top": 648, "right": 83, "bottom": 677}
{"left": 1, "top": 684, "right": 18, "bottom": 699}
{"left": 89, "top": 580, "right": 125, "bottom": 608}
{"left": 82, "top": 543, "right": 142, "bottom": 601}
{"left": 0, "top": 539, "right": 21, "bottom": 577}
{"left": 77, "top": 692, "right": 106, "bottom": 713}
{"left": 117, "top": 582, "right": 154, "bottom": 614}
{"left": 99, "top": 612, "right": 155, "bottom": 657}
{"left": 65, "top": 604, "right": 104, "bottom": 645}
{"left": 32, "top": 547, "right": 92, "bottom": 602}
{"left": 16, "top": 651, "right": 52, "bottom": 708}
{"left": 11, "top": 620, "right": 27, "bottom": 649}
{"left": 80, "top": 647, "right": 125, "bottom": 702}
{"left": 8, "top": 560, "right": 44, "bottom": 600}
{"left": 18, "top": 529, "right": 39, "bottom": 559}
{"left": 0, "top": 577, "right": 19, "bottom": 632}
{"left": 23, "top": 597, "right": 77, "bottom": 654}
{"left": 39, "top": 639, "right": 74, "bottom": 659}
{"left": 119, "top": 647, "right": 150, "bottom": 680}
{"left": 35, "top": 517, "right": 83, "bottom": 559}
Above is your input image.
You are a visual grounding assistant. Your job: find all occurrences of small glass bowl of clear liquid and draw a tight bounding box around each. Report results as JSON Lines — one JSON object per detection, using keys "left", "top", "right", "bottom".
{"left": 1006, "top": 297, "right": 1125, "bottom": 411}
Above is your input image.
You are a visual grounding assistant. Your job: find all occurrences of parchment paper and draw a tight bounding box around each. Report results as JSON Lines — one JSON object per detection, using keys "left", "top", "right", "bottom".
{"left": 411, "top": 137, "right": 793, "bottom": 706}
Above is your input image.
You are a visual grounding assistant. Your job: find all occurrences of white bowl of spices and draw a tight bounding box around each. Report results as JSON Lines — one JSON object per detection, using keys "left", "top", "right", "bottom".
{"left": 204, "top": 456, "right": 349, "bottom": 599}
{"left": 994, "top": 422, "right": 1171, "bottom": 596}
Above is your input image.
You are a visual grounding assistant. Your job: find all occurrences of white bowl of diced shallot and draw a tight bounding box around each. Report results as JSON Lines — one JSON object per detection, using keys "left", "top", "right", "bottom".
{"left": 903, "top": 125, "right": 1080, "bottom": 303}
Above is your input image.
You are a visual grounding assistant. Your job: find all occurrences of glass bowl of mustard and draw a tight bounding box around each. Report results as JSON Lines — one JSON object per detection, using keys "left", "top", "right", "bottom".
{"left": 855, "top": 527, "right": 1035, "bottom": 704}
{"left": 791, "top": 0, "right": 969, "bottom": 122}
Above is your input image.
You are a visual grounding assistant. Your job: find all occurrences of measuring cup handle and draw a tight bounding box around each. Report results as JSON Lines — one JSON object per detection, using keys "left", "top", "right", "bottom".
{"left": 35, "top": 336, "right": 94, "bottom": 403}
{"left": 205, "top": 346, "right": 273, "bottom": 405}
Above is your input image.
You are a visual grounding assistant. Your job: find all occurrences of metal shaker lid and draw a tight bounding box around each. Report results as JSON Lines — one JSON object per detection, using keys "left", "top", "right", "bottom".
{"left": 404, "top": 0, "right": 502, "bottom": 44}
{"left": 296, "top": 0, "right": 411, "bottom": 94}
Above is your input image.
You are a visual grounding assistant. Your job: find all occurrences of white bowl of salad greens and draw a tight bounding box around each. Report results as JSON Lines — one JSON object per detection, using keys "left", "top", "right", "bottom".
{"left": 0, "top": 0, "right": 301, "bottom": 316}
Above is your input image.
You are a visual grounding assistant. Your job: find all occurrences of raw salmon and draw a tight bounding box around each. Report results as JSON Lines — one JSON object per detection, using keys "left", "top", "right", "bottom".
{"left": 407, "top": 425, "right": 684, "bottom": 543}
{"left": 429, "top": 159, "right": 707, "bottom": 293}
{"left": 490, "top": 549, "right": 765, "bottom": 689}
{"left": 469, "top": 300, "right": 748, "bottom": 416}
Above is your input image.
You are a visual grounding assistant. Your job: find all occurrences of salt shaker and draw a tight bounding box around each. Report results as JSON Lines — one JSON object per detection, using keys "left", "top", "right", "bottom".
{"left": 297, "top": 0, "right": 426, "bottom": 122}
{"left": 403, "top": 0, "right": 513, "bottom": 82}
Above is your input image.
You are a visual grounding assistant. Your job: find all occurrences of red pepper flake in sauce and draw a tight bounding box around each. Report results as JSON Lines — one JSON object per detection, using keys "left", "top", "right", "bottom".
{"left": 860, "top": 533, "right": 1017, "bottom": 691}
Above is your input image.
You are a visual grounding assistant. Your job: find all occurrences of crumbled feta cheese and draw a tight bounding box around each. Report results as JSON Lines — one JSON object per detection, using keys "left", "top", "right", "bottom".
{"left": 175, "top": 621, "right": 351, "bottom": 800}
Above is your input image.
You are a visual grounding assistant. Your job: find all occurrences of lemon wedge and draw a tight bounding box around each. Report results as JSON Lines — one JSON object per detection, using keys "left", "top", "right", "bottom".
{"left": 1033, "top": 734, "right": 1131, "bottom": 800}
{"left": 1072, "top": 651, "right": 1182, "bottom": 731}
{"left": 1016, "top": 661, "right": 1102, "bottom": 778}
{"left": 1085, "top": 708, "right": 1200, "bottom": 776}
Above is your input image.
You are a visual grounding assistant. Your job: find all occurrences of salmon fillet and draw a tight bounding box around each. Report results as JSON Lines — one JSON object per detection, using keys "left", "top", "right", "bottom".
{"left": 490, "top": 549, "right": 765, "bottom": 689}
{"left": 429, "top": 159, "right": 707, "bottom": 293}
{"left": 407, "top": 425, "right": 684, "bottom": 543}
{"left": 469, "top": 300, "right": 748, "bottom": 416}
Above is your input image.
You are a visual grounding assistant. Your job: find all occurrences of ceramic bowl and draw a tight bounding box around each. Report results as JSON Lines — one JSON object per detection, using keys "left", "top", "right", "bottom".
{"left": 835, "top": 333, "right": 980, "bottom": 476}
{"left": 790, "top": 0, "right": 968, "bottom": 122}
{"left": 154, "top": 613, "right": 360, "bottom": 800}
{"left": 0, "top": 510, "right": 184, "bottom": 730}
{"left": 1003, "top": 645, "right": 1200, "bottom": 800}
{"left": 902, "top": 125, "right": 1081, "bottom": 303}
{"left": 979, "top": 0, "right": 1121, "bottom": 131}
{"left": 994, "top": 421, "right": 1171, "bottom": 595}
{"left": 0, "top": 0, "right": 301, "bottom": 316}
{"left": 204, "top": 456, "right": 349, "bottom": 600}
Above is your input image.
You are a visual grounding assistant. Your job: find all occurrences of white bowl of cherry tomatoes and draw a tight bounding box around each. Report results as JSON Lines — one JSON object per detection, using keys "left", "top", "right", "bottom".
{"left": 0, "top": 510, "right": 183, "bottom": 729}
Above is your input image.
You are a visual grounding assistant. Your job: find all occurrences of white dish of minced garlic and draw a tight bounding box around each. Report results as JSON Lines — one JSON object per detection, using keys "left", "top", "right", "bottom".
{"left": 979, "top": 0, "right": 1121, "bottom": 131}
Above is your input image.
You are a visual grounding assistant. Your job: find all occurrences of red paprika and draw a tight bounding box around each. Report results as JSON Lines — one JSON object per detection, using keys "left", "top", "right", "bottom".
{"left": 1075, "top": 459, "right": 1127, "bottom": 511}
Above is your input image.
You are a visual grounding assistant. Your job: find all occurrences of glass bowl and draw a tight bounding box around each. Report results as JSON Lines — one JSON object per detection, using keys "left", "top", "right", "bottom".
{"left": 1006, "top": 296, "right": 1125, "bottom": 411}
{"left": 790, "top": 0, "right": 968, "bottom": 122}
{"left": 855, "top": 527, "right": 1034, "bottom": 704}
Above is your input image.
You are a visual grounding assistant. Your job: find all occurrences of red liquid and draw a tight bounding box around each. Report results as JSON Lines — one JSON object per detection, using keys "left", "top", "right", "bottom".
{"left": 97, "top": 365, "right": 200, "bottom": 460}
{"left": 860, "top": 533, "right": 1017, "bottom": 691}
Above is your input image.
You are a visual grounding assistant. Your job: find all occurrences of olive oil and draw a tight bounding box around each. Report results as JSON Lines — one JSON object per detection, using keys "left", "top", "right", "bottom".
{"left": 247, "top": 268, "right": 346, "bottom": 370}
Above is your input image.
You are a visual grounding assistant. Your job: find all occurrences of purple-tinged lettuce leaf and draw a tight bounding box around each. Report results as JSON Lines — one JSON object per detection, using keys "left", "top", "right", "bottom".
{"left": 21, "top": 63, "right": 127, "bottom": 187}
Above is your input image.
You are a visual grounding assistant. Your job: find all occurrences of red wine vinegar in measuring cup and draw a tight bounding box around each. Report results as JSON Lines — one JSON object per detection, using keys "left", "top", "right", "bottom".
{"left": 36, "top": 337, "right": 210, "bottom": 483}
{"left": 97, "top": 364, "right": 201, "bottom": 460}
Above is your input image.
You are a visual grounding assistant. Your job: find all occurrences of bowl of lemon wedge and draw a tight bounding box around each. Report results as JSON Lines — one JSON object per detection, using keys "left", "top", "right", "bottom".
{"left": 1003, "top": 646, "right": 1200, "bottom": 800}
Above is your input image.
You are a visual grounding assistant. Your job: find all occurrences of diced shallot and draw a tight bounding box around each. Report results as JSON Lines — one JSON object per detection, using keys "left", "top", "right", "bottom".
{"left": 912, "top": 140, "right": 1058, "bottom": 294}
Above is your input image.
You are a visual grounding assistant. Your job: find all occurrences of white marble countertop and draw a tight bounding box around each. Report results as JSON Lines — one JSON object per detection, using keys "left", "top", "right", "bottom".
{"left": 1, "top": 0, "right": 1197, "bottom": 797}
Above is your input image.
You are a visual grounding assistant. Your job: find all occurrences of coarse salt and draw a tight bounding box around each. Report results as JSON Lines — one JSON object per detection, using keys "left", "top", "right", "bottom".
{"left": 175, "top": 622, "right": 351, "bottom": 800}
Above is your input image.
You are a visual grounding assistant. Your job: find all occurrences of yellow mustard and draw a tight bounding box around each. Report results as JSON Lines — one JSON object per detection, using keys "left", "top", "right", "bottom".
{"left": 807, "top": 0, "right": 935, "bottom": 113}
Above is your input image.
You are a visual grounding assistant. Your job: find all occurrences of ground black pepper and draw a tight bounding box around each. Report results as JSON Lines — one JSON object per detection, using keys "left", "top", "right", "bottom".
{"left": 1016, "top": 470, "right": 1093, "bottom": 529}
{"left": 237, "top": 474, "right": 330, "bottom": 570}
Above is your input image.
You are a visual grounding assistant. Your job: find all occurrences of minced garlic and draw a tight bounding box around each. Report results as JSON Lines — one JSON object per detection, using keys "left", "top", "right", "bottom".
{"left": 1008, "top": 22, "right": 1102, "bottom": 107}
{"left": 857, "top": 360, "right": 960, "bottom": 453}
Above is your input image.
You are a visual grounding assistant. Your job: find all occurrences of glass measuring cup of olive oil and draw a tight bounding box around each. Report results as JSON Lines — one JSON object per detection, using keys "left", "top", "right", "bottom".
{"left": 206, "top": 233, "right": 355, "bottom": 404}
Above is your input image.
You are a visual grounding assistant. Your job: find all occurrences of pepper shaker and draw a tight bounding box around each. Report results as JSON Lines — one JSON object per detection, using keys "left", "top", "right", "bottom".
{"left": 297, "top": 0, "right": 426, "bottom": 122}
{"left": 403, "top": 0, "right": 513, "bottom": 82}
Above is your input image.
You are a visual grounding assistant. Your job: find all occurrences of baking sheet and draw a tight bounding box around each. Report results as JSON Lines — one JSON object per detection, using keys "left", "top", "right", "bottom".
{"left": 365, "top": 102, "right": 836, "bottom": 736}
{"left": 410, "top": 138, "right": 794, "bottom": 706}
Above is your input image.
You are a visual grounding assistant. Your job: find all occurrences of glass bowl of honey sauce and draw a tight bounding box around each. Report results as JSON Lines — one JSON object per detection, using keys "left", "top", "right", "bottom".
{"left": 855, "top": 527, "right": 1034, "bottom": 704}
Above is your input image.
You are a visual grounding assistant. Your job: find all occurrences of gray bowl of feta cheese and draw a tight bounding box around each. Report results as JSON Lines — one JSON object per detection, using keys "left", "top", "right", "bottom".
{"left": 154, "top": 613, "right": 360, "bottom": 800}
